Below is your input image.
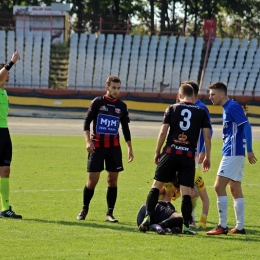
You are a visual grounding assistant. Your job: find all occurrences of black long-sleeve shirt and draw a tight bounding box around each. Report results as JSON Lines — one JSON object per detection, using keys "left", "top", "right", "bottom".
{"left": 84, "top": 95, "right": 131, "bottom": 148}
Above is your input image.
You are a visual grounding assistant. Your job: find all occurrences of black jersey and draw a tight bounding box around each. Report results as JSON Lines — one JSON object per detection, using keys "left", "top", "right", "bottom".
{"left": 84, "top": 95, "right": 130, "bottom": 148}
{"left": 163, "top": 102, "right": 211, "bottom": 151}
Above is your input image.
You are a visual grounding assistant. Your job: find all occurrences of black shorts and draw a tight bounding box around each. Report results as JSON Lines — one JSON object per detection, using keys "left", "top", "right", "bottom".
{"left": 136, "top": 201, "right": 176, "bottom": 226}
{"left": 151, "top": 201, "right": 176, "bottom": 224}
{"left": 87, "top": 145, "right": 123, "bottom": 172}
{"left": 0, "top": 128, "right": 12, "bottom": 166}
{"left": 154, "top": 146, "right": 195, "bottom": 188}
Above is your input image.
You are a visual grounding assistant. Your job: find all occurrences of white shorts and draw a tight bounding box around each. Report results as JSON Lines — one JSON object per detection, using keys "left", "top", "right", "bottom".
{"left": 217, "top": 156, "right": 245, "bottom": 182}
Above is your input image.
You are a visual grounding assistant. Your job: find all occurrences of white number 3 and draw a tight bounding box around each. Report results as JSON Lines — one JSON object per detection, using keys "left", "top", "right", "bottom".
{"left": 179, "top": 109, "right": 191, "bottom": 131}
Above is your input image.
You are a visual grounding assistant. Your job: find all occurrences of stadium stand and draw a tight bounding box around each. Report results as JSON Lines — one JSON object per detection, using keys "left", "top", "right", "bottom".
{"left": 171, "top": 36, "right": 185, "bottom": 92}
{"left": 23, "top": 32, "right": 33, "bottom": 88}
{"left": 110, "top": 34, "right": 123, "bottom": 79}
{"left": 144, "top": 35, "right": 158, "bottom": 92}
{"left": 189, "top": 37, "right": 203, "bottom": 84}
{"left": 0, "top": 31, "right": 6, "bottom": 66}
{"left": 201, "top": 37, "right": 221, "bottom": 89}
{"left": 101, "top": 34, "right": 114, "bottom": 86}
{"left": 76, "top": 33, "right": 87, "bottom": 89}
{"left": 244, "top": 70, "right": 257, "bottom": 95}
{"left": 163, "top": 36, "right": 176, "bottom": 93}
{"left": 200, "top": 36, "right": 260, "bottom": 96}
{"left": 101, "top": 33, "right": 114, "bottom": 87}
{"left": 2, "top": 29, "right": 260, "bottom": 97}
{"left": 224, "top": 38, "right": 238, "bottom": 70}
{"left": 118, "top": 34, "right": 131, "bottom": 90}
{"left": 153, "top": 35, "right": 167, "bottom": 92}
{"left": 180, "top": 36, "right": 194, "bottom": 83}
{"left": 31, "top": 32, "right": 42, "bottom": 87}
{"left": 135, "top": 35, "right": 149, "bottom": 92}
{"left": 92, "top": 34, "right": 105, "bottom": 89}
{"left": 67, "top": 32, "right": 78, "bottom": 89}
{"left": 40, "top": 32, "right": 51, "bottom": 88}
{"left": 7, "top": 30, "right": 17, "bottom": 86}
{"left": 127, "top": 35, "right": 141, "bottom": 91}
{"left": 15, "top": 44, "right": 24, "bottom": 85}
{"left": 84, "top": 33, "right": 97, "bottom": 89}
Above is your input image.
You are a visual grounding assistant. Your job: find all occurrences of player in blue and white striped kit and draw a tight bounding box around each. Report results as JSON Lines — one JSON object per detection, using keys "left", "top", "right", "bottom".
{"left": 207, "top": 82, "right": 257, "bottom": 235}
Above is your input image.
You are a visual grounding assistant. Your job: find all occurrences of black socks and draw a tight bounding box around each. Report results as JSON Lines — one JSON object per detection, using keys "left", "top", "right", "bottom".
{"left": 181, "top": 195, "right": 192, "bottom": 228}
{"left": 106, "top": 186, "right": 118, "bottom": 215}
{"left": 83, "top": 186, "right": 94, "bottom": 211}
{"left": 145, "top": 187, "right": 159, "bottom": 216}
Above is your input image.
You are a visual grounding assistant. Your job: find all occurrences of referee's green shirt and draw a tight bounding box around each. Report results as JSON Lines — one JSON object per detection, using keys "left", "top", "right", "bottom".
{"left": 0, "top": 88, "right": 9, "bottom": 128}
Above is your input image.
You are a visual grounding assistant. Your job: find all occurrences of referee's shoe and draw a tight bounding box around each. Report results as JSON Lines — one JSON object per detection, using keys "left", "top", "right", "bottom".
{"left": 0, "top": 206, "right": 22, "bottom": 219}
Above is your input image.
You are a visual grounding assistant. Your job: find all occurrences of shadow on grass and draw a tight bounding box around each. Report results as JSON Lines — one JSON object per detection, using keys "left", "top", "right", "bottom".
{"left": 20, "top": 219, "right": 260, "bottom": 241}
{"left": 207, "top": 220, "right": 260, "bottom": 230}
{"left": 201, "top": 221, "right": 260, "bottom": 241}
{"left": 198, "top": 232, "right": 260, "bottom": 242}
{"left": 24, "top": 218, "right": 138, "bottom": 232}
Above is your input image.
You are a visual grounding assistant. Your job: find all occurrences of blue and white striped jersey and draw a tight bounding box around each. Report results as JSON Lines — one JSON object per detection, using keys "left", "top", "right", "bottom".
{"left": 222, "top": 99, "right": 247, "bottom": 156}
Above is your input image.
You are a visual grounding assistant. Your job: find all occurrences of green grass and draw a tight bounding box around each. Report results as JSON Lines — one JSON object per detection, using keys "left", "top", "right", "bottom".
{"left": 2, "top": 135, "right": 260, "bottom": 259}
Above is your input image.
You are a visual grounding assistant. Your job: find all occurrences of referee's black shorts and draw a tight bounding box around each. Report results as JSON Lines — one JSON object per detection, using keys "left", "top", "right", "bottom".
{"left": 87, "top": 145, "right": 123, "bottom": 172}
{"left": 0, "top": 128, "right": 12, "bottom": 166}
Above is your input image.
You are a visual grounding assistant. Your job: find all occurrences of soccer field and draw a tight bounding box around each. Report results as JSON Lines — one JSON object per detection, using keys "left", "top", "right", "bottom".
{"left": 2, "top": 117, "right": 260, "bottom": 259}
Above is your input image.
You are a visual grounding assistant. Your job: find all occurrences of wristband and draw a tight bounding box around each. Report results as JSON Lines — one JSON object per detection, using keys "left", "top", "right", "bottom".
{"left": 5, "top": 61, "right": 14, "bottom": 71}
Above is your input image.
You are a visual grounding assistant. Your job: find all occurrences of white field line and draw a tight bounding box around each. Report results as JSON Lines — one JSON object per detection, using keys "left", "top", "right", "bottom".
{"left": 12, "top": 184, "right": 260, "bottom": 193}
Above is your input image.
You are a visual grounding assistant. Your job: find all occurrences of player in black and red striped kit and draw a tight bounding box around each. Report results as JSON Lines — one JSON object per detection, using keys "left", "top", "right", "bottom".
{"left": 77, "top": 76, "right": 134, "bottom": 222}
{"left": 139, "top": 83, "right": 211, "bottom": 234}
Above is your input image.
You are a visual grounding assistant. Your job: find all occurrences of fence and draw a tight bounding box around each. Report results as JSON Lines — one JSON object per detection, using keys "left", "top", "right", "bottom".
{"left": 0, "top": 11, "right": 197, "bottom": 36}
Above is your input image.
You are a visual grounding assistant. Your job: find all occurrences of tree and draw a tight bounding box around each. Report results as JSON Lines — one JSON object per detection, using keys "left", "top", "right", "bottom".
{"left": 150, "top": 0, "right": 155, "bottom": 34}
{"left": 68, "top": 0, "right": 87, "bottom": 33}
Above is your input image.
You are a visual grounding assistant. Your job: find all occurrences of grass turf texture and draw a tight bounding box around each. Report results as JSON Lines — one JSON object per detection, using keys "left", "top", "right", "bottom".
{"left": 1, "top": 135, "right": 260, "bottom": 259}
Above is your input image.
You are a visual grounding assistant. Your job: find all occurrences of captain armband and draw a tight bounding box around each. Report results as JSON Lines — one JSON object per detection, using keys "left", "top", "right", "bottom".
{"left": 5, "top": 61, "right": 14, "bottom": 71}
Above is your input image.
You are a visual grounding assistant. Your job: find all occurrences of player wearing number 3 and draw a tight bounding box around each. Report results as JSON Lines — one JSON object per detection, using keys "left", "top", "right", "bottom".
{"left": 139, "top": 83, "right": 211, "bottom": 234}
{"left": 77, "top": 76, "right": 134, "bottom": 222}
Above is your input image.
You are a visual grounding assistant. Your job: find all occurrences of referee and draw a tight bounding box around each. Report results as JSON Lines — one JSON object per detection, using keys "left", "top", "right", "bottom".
{"left": 0, "top": 51, "right": 22, "bottom": 218}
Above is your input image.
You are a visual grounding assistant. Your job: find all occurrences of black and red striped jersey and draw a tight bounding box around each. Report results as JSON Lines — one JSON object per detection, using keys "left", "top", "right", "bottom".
{"left": 84, "top": 95, "right": 130, "bottom": 148}
{"left": 163, "top": 102, "right": 211, "bottom": 151}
